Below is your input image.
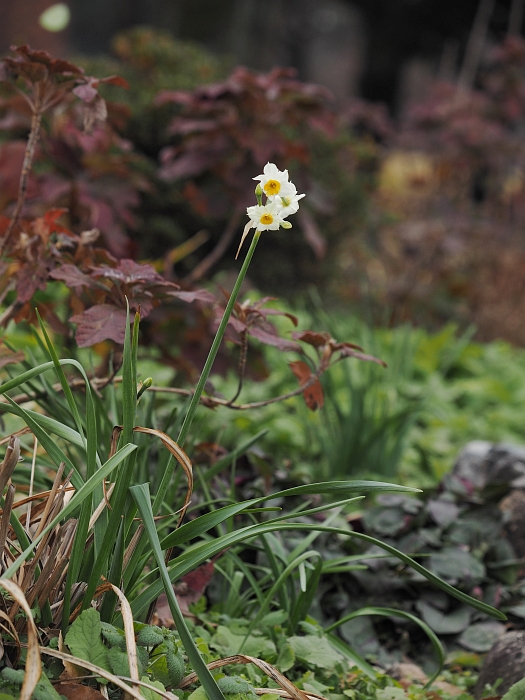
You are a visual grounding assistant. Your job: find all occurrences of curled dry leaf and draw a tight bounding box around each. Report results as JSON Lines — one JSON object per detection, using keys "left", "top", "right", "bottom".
{"left": 54, "top": 683, "right": 105, "bottom": 700}
{"left": 110, "top": 426, "right": 193, "bottom": 526}
{"left": 179, "top": 654, "right": 321, "bottom": 700}
{"left": 289, "top": 361, "right": 324, "bottom": 411}
{"left": 0, "top": 579, "right": 40, "bottom": 700}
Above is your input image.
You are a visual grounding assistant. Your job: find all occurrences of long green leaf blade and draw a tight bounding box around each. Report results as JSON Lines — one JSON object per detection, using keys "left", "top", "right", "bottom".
{"left": 130, "top": 483, "right": 226, "bottom": 700}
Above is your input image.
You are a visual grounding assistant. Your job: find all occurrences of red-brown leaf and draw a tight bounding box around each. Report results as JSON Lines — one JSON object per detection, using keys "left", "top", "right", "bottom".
{"left": 70, "top": 304, "right": 128, "bottom": 346}
{"left": 50, "top": 264, "right": 98, "bottom": 290}
{"left": 54, "top": 684, "right": 105, "bottom": 700}
{"left": 248, "top": 325, "right": 301, "bottom": 352}
{"left": 336, "top": 345, "right": 387, "bottom": 367}
{"left": 292, "top": 330, "right": 331, "bottom": 348}
{"left": 289, "top": 360, "right": 324, "bottom": 410}
{"left": 171, "top": 289, "right": 215, "bottom": 304}
{"left": 99, "top": 74, "right": 129, "bottom": 89}
{"left": 91, "top": 259, "right": 164, "bottom": 284}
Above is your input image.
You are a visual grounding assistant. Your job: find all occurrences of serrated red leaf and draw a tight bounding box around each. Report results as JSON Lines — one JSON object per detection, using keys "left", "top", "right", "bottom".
{"left": 50, "top": 264, "right": 97, "bottom": 290}
{"left": 16, "top": 263, "right": 48, "bottom": 303}
{"left": 91, "top": 259, "right": 163, "bottom": 284}
{"left": 70, "top": 304, "right": 128, "bottom": 346}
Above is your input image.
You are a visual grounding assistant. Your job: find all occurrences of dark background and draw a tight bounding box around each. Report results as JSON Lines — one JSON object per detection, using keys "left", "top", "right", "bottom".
{"left": 1, "top": 0, "right": 523, "bottom": 111}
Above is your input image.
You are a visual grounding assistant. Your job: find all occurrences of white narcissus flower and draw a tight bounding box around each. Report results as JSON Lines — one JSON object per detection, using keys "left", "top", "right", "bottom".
{"left": 237, "top": 162, "right": 305, "bottom": 258}
{"left": 246, "top": 202, "right": 286, "bottom": 231}
{"left": 253, "top": 162, "right": 294, "bottom": 199}
{"left": 276, "top": 183, "right": 305, "bottom": 217}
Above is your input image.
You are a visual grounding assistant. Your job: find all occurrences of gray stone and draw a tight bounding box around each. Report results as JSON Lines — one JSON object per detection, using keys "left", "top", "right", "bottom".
{"left": 447, "top": 441, "right": 525, "bottom": 497}
{"left": 500, "top": 490, "right": 525, "bottom": 561}
{"left": 474, "top": 631, "right": 525, "bottom": 699}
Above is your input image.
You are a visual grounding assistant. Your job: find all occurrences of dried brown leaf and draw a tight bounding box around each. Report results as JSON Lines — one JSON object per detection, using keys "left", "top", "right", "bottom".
{"left": 0, "top": 436, "right": 19, "bottom": 493}
{"left": 110, "top": 426, "right": 193, "bottom": 525}
{"left": 0, "top": 579, "right": 40, "bottom": 700}
{"left": 289, "top": 361, "right": 324, "bottom": 411}
{"left": 54, "top": 684, "right": 105, "bottom": 700}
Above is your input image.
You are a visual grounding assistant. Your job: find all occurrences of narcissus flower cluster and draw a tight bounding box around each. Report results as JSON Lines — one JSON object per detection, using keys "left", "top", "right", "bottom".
{"left": 236, "top": 163, "right": 305, "bottom": 257}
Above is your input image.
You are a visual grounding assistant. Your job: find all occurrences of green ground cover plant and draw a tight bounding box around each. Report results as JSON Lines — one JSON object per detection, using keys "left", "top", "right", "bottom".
{"left": 201, "top": 314, "right": 525, "bottom": 488}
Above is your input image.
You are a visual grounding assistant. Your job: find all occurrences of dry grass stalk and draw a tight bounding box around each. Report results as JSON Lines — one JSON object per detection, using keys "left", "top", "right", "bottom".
{"left": 179, "top": 654, "right": 323, "bottom": 700}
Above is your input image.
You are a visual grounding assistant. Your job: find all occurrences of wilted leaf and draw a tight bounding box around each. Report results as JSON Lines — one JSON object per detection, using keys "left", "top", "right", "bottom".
{"left": 54, "top": 684, "right": 105, "bottom": 700}
{"left": 70, "top": 304, "right": 128, "bottom": 346}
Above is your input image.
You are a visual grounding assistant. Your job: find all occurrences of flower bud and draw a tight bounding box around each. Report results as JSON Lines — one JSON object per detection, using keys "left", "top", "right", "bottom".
{"left": 255, "top": 183, "right": 263, "bottom": 206}
{"left": 137, "top": 377, "right": 153, "bottom": 400}
{"left": 281, "top": 221, "right": 292, "bottom": 229}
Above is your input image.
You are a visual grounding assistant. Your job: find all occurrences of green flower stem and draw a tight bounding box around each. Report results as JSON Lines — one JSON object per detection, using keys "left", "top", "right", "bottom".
{"left": 152, "top": 229, "right": 261, "bottom": 514}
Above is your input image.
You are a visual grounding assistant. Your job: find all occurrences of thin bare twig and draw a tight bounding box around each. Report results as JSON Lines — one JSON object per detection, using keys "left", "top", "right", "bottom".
{"left": 0, "top": 108, "right": 43, "bottom": 255}
{"left": 146, "top": 367, "right": 324, "bottom": 411}
{"left": 184, "top": 209, "right": 242, "bottom": 283}
{"left": 227, "top": 329, "right": 249, "bottom": 405}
